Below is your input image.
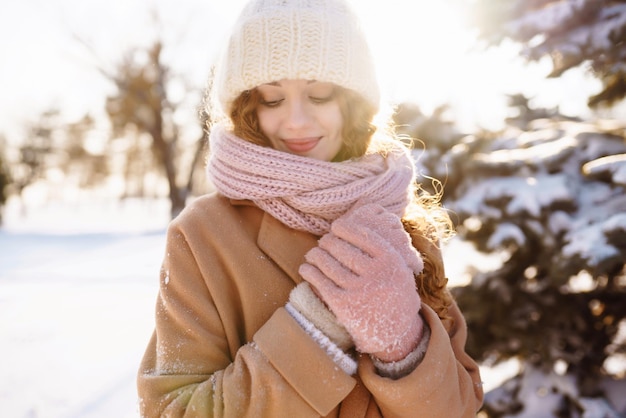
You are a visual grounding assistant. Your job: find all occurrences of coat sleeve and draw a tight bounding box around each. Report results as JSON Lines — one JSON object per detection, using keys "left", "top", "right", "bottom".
{"left": 137, "top": 221, "right": 356, "bottom": 417}
{"left": 357, "top": 302, "right": 484, "bottom": 418}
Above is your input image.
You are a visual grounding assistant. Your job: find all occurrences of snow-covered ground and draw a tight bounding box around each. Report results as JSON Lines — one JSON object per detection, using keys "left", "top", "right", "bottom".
{"left": 0, "top": 196, "right": 168, "bottom": 418}
{"left": 0, "top": 194, "right": 512, "bottom": 418}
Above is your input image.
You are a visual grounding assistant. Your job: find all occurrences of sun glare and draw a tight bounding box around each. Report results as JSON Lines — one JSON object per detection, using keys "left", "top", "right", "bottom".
{"left": 0, "top": 0, "right": 599, "bottom": 137}
{"left": 349, "top": 0, "right": 590, "bottom": 131}
{"left": 352, "top": 1, "right": 475, "bottom": 104}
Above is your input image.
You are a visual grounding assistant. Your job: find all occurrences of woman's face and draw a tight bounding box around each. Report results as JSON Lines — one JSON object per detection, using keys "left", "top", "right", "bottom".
{"left": 256, "top": 79, "right": 344, "bottom": 162}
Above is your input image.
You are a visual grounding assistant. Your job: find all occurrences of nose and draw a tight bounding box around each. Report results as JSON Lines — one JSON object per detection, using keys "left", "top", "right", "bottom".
{"left": 285, "top": 98, "right": 311, "bottom": 129}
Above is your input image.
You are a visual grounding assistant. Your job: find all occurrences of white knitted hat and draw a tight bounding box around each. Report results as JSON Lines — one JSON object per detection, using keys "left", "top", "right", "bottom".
{"left": 215, "top": 0, "right": 380, "bottom": 115}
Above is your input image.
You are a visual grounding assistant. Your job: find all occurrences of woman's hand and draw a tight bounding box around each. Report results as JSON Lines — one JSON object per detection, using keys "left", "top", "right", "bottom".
{"left": 299, "top": 204, "right": 424, "bottom": 362}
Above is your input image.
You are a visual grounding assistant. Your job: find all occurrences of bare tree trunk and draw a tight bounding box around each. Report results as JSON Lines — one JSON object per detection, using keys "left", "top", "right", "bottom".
{"left": 149, "top": 113, "right": 186, "bottom": 219}
{"left": 186, "top": 133, "right": 208, "bottom": 194}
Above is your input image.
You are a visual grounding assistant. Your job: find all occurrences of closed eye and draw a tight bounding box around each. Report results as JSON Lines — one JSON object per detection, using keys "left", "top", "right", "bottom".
{"left": 260, "top": 99, "right": 283, "bottom": 107}
{"left": 309, "top": 94, "right": 334, "bottom": 104}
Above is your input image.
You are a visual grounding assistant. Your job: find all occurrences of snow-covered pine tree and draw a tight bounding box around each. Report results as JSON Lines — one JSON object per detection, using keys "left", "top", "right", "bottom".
{"left": 447, "top": 115, "right": 626, "bottom": 417}
{"left": 423, "top": 2, "right": 626, "bottom": 414}
{"left": 396, "top": 95, "right": 626, "bottom": 416}
{"left": 469, "top": 0, "right": 626, "bottom": 108}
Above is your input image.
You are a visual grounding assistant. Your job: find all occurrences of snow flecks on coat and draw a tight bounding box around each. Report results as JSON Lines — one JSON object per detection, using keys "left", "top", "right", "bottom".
{"left": 161, "top": 268, "right": 170, "bottom": 286}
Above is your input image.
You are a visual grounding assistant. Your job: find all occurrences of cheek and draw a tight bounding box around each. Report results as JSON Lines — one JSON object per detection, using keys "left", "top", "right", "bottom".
{"left": 256, "top": 108, "right": 275, "bottom": 136}
{"left": 321, "top": 103, "right": 344, "bottom": 134}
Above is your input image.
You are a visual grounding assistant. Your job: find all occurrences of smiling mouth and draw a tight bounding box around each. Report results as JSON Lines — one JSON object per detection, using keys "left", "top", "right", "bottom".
{"left": 282, "top": 137, "right": 321, "bottom": 153}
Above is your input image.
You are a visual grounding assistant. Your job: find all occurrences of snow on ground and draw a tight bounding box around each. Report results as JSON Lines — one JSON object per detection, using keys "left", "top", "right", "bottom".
{"left": 0, "top": 196, "right": 168, "bottom": 418}
{"left": 0, "top": 195, "right": 510, "bottom": 418}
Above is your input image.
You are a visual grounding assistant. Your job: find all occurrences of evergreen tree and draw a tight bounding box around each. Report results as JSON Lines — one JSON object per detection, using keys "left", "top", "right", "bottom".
{"left": 469, "top": 0, "right": 626, "bottom": 108}
{"left": 449, "top": 3, "right": 626, "bottom": 414}
{"left": 395, "top": 96, "right": 626, "bottom": 416}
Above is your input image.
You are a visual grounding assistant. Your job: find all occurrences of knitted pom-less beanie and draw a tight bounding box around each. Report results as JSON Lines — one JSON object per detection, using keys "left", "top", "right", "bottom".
{"left": 215, "top": 0, "right": 379, "bottom": 114}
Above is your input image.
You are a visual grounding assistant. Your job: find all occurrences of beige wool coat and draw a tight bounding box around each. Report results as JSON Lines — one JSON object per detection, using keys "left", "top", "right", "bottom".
{"left": 137, "top": 192, "right": 484, "bottom": 417}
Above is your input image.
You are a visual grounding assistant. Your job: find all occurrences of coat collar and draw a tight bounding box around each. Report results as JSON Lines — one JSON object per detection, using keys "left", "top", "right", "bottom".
{"left": 257, "top": 210, "right": 320, "bottom": 285}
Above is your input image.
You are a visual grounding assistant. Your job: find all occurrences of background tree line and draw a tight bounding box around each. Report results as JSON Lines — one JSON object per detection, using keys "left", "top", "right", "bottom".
{"left": 0, "top": 37, "right": 214, "bottom": 222}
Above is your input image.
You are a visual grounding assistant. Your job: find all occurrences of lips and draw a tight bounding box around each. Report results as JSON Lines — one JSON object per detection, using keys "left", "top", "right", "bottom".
{"left": 282, "top": 137, "right": 321, "bottom": 153}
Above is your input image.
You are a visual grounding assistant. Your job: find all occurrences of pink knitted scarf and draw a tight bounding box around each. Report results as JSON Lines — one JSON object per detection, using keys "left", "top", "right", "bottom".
{"left": 206, "top": 125, "right": 415, "bottom": 235}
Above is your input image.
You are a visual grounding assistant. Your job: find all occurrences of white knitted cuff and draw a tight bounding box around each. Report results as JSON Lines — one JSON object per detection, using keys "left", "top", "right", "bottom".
{"left": 371, "top": 322, "right": 431, "bottom": 379}
{"left": 285, "top": 302, "right": 357, "bottom": 376}
{"left": 289, "top": 282, "right": 353, "bottom": 351}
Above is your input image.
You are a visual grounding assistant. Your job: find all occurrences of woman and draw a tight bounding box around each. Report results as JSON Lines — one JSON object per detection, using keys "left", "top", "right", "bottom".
{"left": 137, "top": 0, "right": 483, "bottom": 416}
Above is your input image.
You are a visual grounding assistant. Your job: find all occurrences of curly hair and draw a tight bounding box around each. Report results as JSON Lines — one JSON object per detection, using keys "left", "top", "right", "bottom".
{"left": 228, "top": 85, "right": 454, "bottom": 322}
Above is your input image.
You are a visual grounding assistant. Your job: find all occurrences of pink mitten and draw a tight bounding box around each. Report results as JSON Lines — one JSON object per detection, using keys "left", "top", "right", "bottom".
{"left": 333, "top": 203, "right": 423, "bottom": 275}
{"left": 299, "top": 204, "right": 424, "bottom": 362}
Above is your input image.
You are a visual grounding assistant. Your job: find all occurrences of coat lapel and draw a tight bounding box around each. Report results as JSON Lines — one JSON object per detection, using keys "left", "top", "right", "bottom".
{"left": 257, "top": 211, "right": 320, "bottom": 285}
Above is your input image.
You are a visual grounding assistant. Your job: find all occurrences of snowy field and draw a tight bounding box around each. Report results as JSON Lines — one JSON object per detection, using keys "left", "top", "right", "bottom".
{"left": 0, "top": 196, "right": 168, "bottom": 418}
{"left": 0, "top": 194, "right": 512, "bottom": 418}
